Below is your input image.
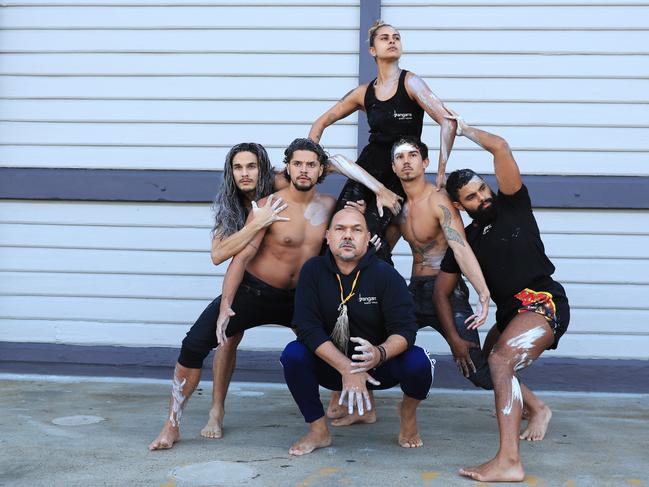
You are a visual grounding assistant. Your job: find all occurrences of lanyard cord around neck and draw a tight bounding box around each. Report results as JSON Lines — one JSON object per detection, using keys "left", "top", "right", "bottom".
{"left": 336, "top": 271, "right": 361, "bottom": 308}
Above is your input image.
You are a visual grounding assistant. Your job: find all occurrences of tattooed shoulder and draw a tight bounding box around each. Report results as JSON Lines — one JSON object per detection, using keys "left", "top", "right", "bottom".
{"left": 437, "top": 204, "right": 465, "bottom": 247}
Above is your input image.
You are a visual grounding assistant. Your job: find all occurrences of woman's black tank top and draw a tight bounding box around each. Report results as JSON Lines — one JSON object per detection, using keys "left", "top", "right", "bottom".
{"left": 363, "top": 69, "right": 425, "bottom": 146}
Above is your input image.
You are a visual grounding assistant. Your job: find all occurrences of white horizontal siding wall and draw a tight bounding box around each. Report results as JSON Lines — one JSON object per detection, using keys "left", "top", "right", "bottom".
{"left": 1, "top": 1, "right": 648, "bottom": 360}
{"left": 382, "top": 0, "right": 649, "bottom": 176}
{"left": 0, "top": 0, "right": 361, "bottom": 168}
{"left": 1, "top": 200, "right": 648, "bottom": 359}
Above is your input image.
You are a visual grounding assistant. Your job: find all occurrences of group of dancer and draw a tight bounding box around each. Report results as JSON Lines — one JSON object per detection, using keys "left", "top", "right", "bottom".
{"left": 149, "top": 21, "right": 570, "bottom": 483}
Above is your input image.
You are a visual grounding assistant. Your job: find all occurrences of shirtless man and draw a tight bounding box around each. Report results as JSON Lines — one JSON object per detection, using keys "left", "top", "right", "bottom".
{"left": 388, "top": 137, "right": 492, "bottom": 387}
{"left": 435, "top": 115, "right": 570, "bottom": 482}
{"left": 149, "top": 138, "right": 336, "bottom": 450}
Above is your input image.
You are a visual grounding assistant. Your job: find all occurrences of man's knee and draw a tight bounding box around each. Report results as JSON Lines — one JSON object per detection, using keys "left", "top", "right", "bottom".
{"left": 398, "top": 347, "right": 433, "bottom": 400}
{"left": 469, "top": 368, "right": 494, "bottom": 390}
{"left": 402, "top": 347, "right": 433, "bottom": 376}
{"left": 178, "top": 343, "right": 208, "bottom": 369}
{"left": 466, "top": 349, "right": 493, "bottom": 390}
{"left": 487, "top": 347, "right": 515, "bottom": 373}
{"left": 280, "top": 340, "right": 312, "bottom": 369}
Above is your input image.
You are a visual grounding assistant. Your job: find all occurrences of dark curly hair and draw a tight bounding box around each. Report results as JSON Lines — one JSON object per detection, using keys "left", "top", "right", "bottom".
{"left": 282, "top": 138, "right": 329, "bottom": 184}
{"left": 445, "top": 169, "right": 482, "bottom": 202}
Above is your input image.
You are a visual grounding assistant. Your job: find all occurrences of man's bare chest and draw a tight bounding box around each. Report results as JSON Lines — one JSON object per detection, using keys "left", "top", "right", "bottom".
{"left": 401, "top": 204, "right": 442, "bottom": 246}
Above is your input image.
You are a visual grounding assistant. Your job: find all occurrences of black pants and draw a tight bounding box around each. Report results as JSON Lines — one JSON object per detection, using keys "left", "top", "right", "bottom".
{"left": 178, "top": 272, "right": 295, "bottom": 369}
{"left": 408, "top": 275, "right": 493, "bottom": 390}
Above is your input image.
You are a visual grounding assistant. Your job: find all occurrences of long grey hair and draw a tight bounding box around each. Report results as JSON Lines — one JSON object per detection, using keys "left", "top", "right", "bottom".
{"left": 212, "top": 143, "right": 275, "bottom": 238}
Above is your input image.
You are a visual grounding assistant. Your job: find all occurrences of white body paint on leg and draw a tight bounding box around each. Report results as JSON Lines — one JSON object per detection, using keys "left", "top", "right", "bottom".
{"left": 507, "top": 326, "right": 546, "bottom": 372}
{"left": 169, "top": 376, "right": 187, "bottom": 427}
{"left": 513, "top": 352, "right": 532, "bottom": 372}
{"left": 502, "top": 376, "right": 523, "bottom": 416}
{"left": 506, "top": 326, "right": 546, "bottom": 350}
{"left": 304, "top": 197, "right": 329, "bottom": 227}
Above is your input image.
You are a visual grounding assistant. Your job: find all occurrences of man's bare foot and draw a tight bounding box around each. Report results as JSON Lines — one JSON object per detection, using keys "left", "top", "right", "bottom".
{"left": 520, "top": 404, "right": 552, "bottom": 441}
{"left": 398, "top": 401, "right": 423, "bottom": 448}
{"left": 200, "top": 407, "right": 224, "bottom": 439}
{"left": 331, "top": 409, "right": 377, "bottom": 427}
{"left": 459, "top": 456, "right": 524, "bottom": 482}
{"left": 289, "top": 422, "right": 332, "bottom": 456}
{"left": 326, "top": 392, "right": 346, "bottom": 420}
{"left": 149, "top": 423, "right": 180, "bottom": 451}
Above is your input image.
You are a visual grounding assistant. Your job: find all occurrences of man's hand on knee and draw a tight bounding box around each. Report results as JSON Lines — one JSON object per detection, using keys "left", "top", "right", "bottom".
{"left": 340, "top": 371, "right": 380, "bottom": 416}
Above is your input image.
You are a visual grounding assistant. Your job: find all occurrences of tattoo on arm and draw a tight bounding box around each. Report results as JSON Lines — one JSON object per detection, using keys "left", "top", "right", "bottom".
{"left": 438, "top": 205, "right": 465, "bottom": 247}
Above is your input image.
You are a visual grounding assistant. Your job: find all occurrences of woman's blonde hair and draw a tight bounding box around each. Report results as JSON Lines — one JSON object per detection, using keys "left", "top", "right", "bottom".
{"left": 368, "top": 20, "right": 396, "bottom": 47}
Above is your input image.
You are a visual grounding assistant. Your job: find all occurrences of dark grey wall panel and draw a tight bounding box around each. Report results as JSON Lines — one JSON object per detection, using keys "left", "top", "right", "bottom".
{"left": 1, "top": 341, "right": 648, "bottom": 393}
{"left": 0, "top": 168, "right": 222, "bottom": 203}
{"left": 1, "top": 167, "right": 648, "bottom": 209}
{"left": 356, "top": 0, "right": 381, "bottom": 154}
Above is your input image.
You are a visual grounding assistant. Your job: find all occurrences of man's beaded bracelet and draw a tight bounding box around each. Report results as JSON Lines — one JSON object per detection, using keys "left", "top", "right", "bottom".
{"left": 377, "top": 345, "right": 387, "bottom": 365}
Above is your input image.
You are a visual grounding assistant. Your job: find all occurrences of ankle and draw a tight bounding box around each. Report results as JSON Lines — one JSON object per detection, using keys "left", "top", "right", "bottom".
{"left": 309, "top": 418, "right": 329, "bottom": 434}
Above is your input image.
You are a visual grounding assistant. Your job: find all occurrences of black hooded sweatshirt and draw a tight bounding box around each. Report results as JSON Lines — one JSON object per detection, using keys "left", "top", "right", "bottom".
{"left": 293, "top": 247, "right": 418, "bottom": 357}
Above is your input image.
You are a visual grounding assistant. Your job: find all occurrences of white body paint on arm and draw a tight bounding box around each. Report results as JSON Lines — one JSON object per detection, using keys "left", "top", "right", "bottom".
{"left": 328, "top": 154, "right": 381, "bottom": 193}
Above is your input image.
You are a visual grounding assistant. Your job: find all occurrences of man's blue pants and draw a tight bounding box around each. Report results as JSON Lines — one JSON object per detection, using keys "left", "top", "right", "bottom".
{"left": 280, "top": 340, "right": 434, "bottom": 423}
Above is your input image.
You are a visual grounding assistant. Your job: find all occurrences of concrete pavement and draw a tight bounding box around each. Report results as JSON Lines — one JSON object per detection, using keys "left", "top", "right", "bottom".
{"left": 1, "top": 375, "right": 648, "bottom": 487}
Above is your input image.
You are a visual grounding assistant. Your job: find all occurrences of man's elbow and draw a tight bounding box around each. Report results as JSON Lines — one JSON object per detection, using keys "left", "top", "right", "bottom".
{"left": 493, "top": 136, "right": 510, "bottom": 154}
{"left": 211, "top": 249, "right": 226, "bottom": 266}
{"left": 441, "top": 117, "right": 457, "bottom": 133}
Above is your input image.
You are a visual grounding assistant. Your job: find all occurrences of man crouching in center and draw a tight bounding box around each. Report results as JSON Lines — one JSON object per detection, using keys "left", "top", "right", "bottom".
{"left": 281, "top": 207, "right": 433, "bottom": 455}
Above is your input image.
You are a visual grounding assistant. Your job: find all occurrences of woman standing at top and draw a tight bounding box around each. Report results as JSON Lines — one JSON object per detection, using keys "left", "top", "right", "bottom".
{"left": 310, "top": 20, "right": 458, "bottom": 263}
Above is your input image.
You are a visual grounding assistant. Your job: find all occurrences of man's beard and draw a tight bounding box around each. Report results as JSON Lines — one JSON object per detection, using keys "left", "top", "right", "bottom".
{"left": 466, "top": 199, "right": 497, "bottom": 225}
{"left": 292, "top": 178, "right": 315, "bottom": 192}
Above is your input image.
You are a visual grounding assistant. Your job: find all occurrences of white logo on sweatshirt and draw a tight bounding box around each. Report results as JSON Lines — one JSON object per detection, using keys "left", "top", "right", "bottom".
{"left": 358, "top": 293, "right": 378, "bottom": 305}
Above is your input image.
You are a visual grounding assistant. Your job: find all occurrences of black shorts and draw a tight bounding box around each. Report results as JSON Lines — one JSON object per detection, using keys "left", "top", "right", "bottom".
{"left": 408, "top": 275, "right": 473, "bottom": 334}
{"left": 408, "top": 275, "right": 494, "bottom": 390}
{"left": 496, "top": 280, "right": 570, "bottom": 350}
{"left": 180, "top": 272, "right": 295, "bottom": 360}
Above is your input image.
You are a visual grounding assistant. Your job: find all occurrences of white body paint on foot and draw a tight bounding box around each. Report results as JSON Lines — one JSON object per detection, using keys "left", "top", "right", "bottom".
{"left": 169, "top": 376, "right": 187, "bottom": 427}
{"left": 502, "top": 376, "right": 523, "bottom": 416}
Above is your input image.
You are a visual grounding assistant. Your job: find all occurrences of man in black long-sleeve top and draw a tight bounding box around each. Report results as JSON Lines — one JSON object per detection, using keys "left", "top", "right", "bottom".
{"left": 280, "top": 208, "right": 434, "bottom": 456}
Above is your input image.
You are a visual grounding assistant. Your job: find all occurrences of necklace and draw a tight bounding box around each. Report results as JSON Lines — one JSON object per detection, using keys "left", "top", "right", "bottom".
{"left": 330, "top": 271, "right": 361, "bottom": 354}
